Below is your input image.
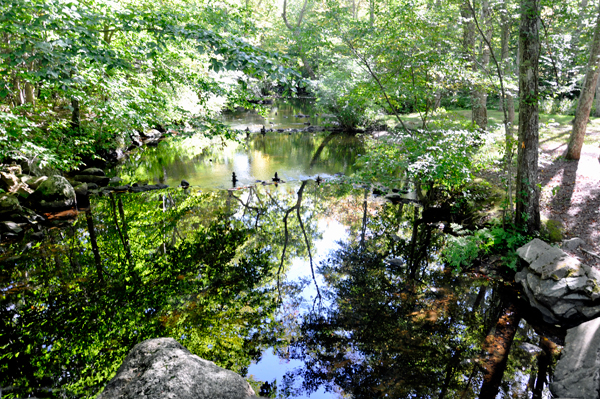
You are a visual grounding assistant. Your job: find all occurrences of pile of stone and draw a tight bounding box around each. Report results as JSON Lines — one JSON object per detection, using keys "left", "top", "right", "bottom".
{"left": 516, "top": 239, "right": 600, "bottom": 399}
{"left": 0, "top": 164, "right": 169, "bottom": 240}
{"left": 515, "top": 238, "right": 600, "bottom": 325}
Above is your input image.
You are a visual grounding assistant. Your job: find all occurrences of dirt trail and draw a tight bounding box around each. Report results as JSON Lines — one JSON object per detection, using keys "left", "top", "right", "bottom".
{"left": 539, "top": 133, "right": 600, "bottom": 266}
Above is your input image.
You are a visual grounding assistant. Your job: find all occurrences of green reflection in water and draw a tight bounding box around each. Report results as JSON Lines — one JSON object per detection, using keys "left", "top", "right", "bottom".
{"left": 0, "top": 181, "right": 551, "bottom": 399}
{"left": 116, "top": 99, "right": 363, "bottom": 189}
{"left": 0, "top": 189, "right": 282, "bottom": 398}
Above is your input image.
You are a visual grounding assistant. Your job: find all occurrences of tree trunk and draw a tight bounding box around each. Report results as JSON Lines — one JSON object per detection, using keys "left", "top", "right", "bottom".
{"left": 594, "top": 73, "right": 600, "bottom": 117}
{"left": 478, "top": 302, "right": 521, "bottom": 398}
{"left": 24, "top": 82, "right": 35, "bottom": 105}
{"left": 515, "top": 0, "right": 540, "bottom": 234}
{"left": 500, "top": 11, "right": 515, "bottom": 128}
{"left": 71, "top": 97, "right": 80, "bottom": 132}
{"left": 531, "top": 337, "right": 558, "bottom": 399}
{"left": 461, "top": 1, "right": 476, "bottom": 121}
{"left": 85, "top": 209, "right": 104, "bottom": 283}
{"left": 472, "top": 0, "right": 492, "bottom": 130}
{"left": 438, "top": 349, "right": 461, "bottom": 399}
{"left": 566, "top": 6, "right": 600, "bottom": 160}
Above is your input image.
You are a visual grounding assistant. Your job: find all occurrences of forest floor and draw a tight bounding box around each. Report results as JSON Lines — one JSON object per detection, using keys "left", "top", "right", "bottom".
{"left": 537, "top": 123, "right": 600, "bottom": 267}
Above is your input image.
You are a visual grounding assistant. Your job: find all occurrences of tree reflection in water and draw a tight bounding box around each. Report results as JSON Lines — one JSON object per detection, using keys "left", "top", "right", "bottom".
{"left": 0, "top": 184, "right": 560, "bottom": 398}
{"left": 280, "top": 199, "right": 554, "bottom": 399}
{"left": 0, "top": 189, "right": 280, "bottom": 398}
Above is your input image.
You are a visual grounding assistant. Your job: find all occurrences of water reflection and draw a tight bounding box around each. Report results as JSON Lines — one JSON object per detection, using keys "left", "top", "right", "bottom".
{"left": 116, "top": 99, "right": 363, "bottom": 190}
{"left": 221, "top": 98, "right": 333, "bottom": 131}
{"left": 0, "top": 182, "right": 559, "bottom": 398}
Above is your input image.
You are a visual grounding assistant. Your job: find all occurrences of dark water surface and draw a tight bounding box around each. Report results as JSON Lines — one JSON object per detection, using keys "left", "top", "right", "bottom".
{"left": 1, "top": 100, "right": 557, "bottom": 398}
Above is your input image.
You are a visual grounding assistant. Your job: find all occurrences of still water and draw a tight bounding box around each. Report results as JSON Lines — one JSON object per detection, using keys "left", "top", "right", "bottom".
{"left": 0, "top": 100, "right": 557, "bottom": 399}
{"left": 115, "top": 98, "right": 361, "bottom": 190}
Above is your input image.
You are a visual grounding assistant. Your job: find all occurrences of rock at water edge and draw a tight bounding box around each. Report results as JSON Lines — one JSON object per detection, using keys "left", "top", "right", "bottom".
{"left": 96, "top": 337, "right": 256, "bottom": 399}
{"left": 550, "top": 317, "right": 600, "bottom": 399}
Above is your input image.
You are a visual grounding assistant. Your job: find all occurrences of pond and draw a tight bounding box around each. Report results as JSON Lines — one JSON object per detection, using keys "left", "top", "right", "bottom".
{"left": 0, "top": 100, "right": 561, "bottom": 399}
{"left": 114, "top": 98, "right": 361, "bottom": 190}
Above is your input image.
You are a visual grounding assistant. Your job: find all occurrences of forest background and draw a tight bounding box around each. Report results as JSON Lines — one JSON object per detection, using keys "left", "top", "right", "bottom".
{"left": 3, "top": 0, "right": 600, "bottom": 397}
{"left": 2, "top": 0, "right": 600, "bottom": 236}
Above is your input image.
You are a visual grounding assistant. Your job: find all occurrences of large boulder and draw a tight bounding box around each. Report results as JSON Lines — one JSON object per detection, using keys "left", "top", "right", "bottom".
{"left": 516, "top": 238, "right": 600, "bottom": 325}
{"left": 550, "top": 317, "right": 600, "bottom": 398}
{"left": 30, "top": 175, "right": 76, "bottom": 210}
{"left": 97, "top": 338, "right": 257, "bottom": 399}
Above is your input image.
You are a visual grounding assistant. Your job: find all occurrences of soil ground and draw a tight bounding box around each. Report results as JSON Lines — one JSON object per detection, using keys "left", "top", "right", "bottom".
{"left": 538, "top": 126, "right": 600, "bottom": 267}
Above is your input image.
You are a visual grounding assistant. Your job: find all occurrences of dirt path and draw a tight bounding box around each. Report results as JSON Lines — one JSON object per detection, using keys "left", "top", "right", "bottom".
{"left": 539, "top": 131, "right": 600, "bottom": 266}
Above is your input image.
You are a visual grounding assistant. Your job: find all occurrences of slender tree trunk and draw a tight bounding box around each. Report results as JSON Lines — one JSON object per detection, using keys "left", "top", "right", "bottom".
{"left": 282, "top": 0, "right": 315, "bottom": 79}
{"left": 461, "top": 1, "right": 476, "bottom": 120}
{"left": 594, "top": 73, "right": 600, "bottom": 117}
{"left": 438, "top": 349, "right": 461, "bottom": 399}
{"left": 85, "top": 209, "right": 104, "bottom": 283}
{"left": 12, "top": 75, "right": 24, "bottom": 105}
{"left": 478, "top": 303, "right": 521, "bottom": 398}
{"left": 566, "top": 4, "right": 600, "bottom": 160}
{"left": 24, "top": 82, "right": 35, "bottom": 105}
{"left": 71, "top": 98, "right": 80, "bottom": 131}
{"left": 472, "top": 0, "right": 492, "bottom": 129}
{"left": 515, "top": 0, "right": 540, "bottom": 234}
{"left": 500, "top": 13, "right": 515, "bottom": 128}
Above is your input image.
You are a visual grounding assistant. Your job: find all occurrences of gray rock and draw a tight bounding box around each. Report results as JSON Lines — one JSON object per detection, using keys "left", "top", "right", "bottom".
{"left": 102, "top": 185, "right": 131, "bottom": 192}
{"left": 97, "top": 338, "right": 256, "bottom": 399}
{"left": 130, "top": 184, "right": 169, "bottom": 193}
{"left": 562, "top": 237, "right": 586, "bottom": 251}
{"left": 109, "top": 176, "right": 123, "bottom": 186}
{"left": 74, "top": 183, "right": 88, "bottom": 197}
{"left": 80, "top": 168, "right": 106, "bottom": 176}
{"left": 0, "top": 221, "right": 23, "bottom": 235}
{"left": 519, "top": 342, "right": 543, "bottom": 354}
{"left": 551, "top": 317, "right": 600, "bottom": 398}
{"left": 516, "top": 239, "right": 600, "bottom": 324}
{"left": 33, "top": 175, "right": 75, "bottom": 203}
{"left": 143, "top": 128, "right": 163, "bottom": 138}
{"left": 29, "top": 175, "right": 76, "bottom": 211}
{"left": 0, "top": 194, "right": 22, "bottom": 214}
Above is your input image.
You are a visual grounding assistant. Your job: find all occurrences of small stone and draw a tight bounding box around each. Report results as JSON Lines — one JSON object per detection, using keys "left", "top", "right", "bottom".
{"left": 0, "top": 221, "right": 23, "bottom": 234}
{"left": 108, "top": 177, "right": 123, "bottom": 186}
{"left": 79, "top": 168, "right": 106, "bottom": 176}
{"left": 562, "top": 237, "right": 586, "bottom": 251}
